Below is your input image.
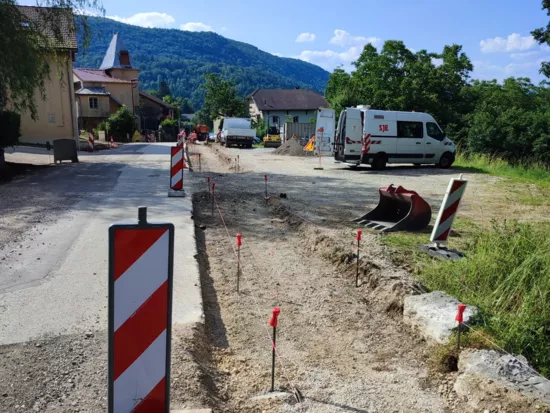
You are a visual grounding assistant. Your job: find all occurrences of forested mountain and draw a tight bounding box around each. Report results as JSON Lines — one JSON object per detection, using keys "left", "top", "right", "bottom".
{"left": 75, "top": 17, "right": 329, "bottom": 109}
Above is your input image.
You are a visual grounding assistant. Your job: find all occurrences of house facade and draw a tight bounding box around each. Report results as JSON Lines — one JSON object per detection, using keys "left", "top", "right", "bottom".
{"left": 248, "top": 88, "right": 329, "bottom": 130}
{"left": 139, "top": 91, "right": 175, "bottom": 131}
{"left": 73, "top": 33, "right": 140, "bottom": 131}
{"left": 15, "top": 6, "right": 79, "bottom": 144}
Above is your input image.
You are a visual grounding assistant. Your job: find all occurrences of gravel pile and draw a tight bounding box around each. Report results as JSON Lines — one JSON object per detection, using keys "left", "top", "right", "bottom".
{"left": 274, "top": 136, "right": 313, "bottom": 157}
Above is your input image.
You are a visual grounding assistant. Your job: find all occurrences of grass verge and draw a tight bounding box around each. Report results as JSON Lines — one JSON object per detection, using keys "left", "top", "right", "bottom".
{"left": 409, "top": 220, "right": 550, "bottom": 377}
{"left": 455, "top": 153, "right": 550, "bottom": 188}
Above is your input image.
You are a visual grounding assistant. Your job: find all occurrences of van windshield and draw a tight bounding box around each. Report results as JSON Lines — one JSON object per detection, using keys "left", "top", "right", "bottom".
{"left": 427, "top": 122, "right": 445, "bottom": 141}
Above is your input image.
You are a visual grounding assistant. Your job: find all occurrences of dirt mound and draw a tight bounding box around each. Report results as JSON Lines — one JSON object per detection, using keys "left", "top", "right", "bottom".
{"left": 274, "top": 136, "right": 313, "bottom": 157}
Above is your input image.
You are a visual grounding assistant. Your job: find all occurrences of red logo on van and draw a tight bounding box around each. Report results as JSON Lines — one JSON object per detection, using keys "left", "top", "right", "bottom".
{"left": 379, "top": 124, "right": 389, "bottom": 132}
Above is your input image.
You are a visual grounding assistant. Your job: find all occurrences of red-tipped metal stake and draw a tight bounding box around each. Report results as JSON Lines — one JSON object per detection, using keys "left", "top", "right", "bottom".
{"left": 198, "top": 153, "right": 202, "bottom": 172}
{"left": 207, "top": 176, "right": 211, "bottom": 202}
{"left": 236, "top": 233, "right": 242, "bottom": 293}
{"left": 456, "top": 303, "right": 466, "bottom": 351}
{"left": 264, "top": 175, "right": 268, "bottom": 202}
{"left": 356, "top": 229, "right": 362, "bottom": 287}
{"left": 211, "top": 182, "right": 216, "bottom": 216}
{"left": 269, "top": 307, "right": 280, "bottom": 392}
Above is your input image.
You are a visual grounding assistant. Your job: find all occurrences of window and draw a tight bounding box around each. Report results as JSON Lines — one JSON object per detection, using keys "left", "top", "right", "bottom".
{"left": 272, "top": 116, "right": 280, "bottom": 124}
{"left": 89, "top": 97, "right": 98, "bottom": 109}
{"left": 293, "top": 116, "right": 300, "bottom": 123}
{"left": 427, "top": 122, "right": 445, "bottom": 141}
{"left": 397, "top": 121, "right": 423, "bottom": 138}
{"left": 119, "top": 51, "right": 130, "bottom": 66}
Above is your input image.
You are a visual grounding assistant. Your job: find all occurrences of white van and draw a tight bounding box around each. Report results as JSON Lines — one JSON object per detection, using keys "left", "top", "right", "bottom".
{"left": 334, "top": 107, "right": 456, "bottom": 169}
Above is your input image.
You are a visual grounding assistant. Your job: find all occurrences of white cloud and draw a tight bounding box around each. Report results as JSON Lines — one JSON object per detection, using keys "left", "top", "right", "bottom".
{"left": 480, "top": 33, "right": 537, "bottom": 53}
{"left": 472, "top": 59, "right": 542, "bottom": 81}
{"left": 108, "top": 12, "right": 175, "bottom": 28}
{"left": 272, "top": 52, "right": 283, "bottom": 57}
{"left": 74, "top": 8, "right": 101, "bottom": 16}
{"left": 298, "top": 46, "right": 367, "bottom": 70}
{"left": 298, "top": 31, "right": 381, "bottom": 70}
{"left": 180, "top": 22, "right": 213, "bottom": 32}
{"left": 510, "top": 50, "right": 542, "bottom": 60}
{"left": 329, "top": 29, "right": 381, "bottom": 48}
{"left": 296, "top": 32, "right": 316, "bottom": 43}
{"left": 431, "top": 58, "right": 444, "bottom": 67}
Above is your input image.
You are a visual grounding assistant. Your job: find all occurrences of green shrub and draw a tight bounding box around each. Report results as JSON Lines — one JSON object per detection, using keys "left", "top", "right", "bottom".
{"left": 97, "top": 121, "right": 107, "bottom": 132}
{"left": 0, "top": 111, "right": 21, "bottom": 148}
{"left": 107, "top": 106, "right": 134, "bottom": 140}
{"left": 419, "top": 220, "right": 550, "bottom": 376}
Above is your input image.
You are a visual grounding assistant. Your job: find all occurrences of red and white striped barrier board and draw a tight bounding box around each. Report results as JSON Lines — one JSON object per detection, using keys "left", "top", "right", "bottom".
{"left": 88, "top": 133, "right": 94, "bottom": 152}
{"left": 108, "top": 209, "right": 174, "bottom": 413}
{"left": 177, "top": 133, "right": 184, "bottom": 148}
{"left": 170, "top": 146, "right": 184, "bottom": 190}
{"left": 110, "top": 137, "right": 116, "bottom": 149}
{"left": 430, "top": 176, "right": 468, "bottom": 243}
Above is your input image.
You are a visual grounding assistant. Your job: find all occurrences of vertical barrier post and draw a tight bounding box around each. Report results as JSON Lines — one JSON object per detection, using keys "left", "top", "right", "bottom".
{"left": 264, "top": 175, "right": 268, "bottom": 202}
{"left": 456, "top": 303, "right": 466, "bottom": 352}
{"left": 269, "top": 307, "right": 280, "bottom": 392}
{"left": 237, "top": 155, "right": 240, "bottom": 172}
{"left": 207, "top": 177, "right": 211, "bottom": 201}
{"left": 356, "top": 229, "right": 362, "bottom": 287}
{"left": 236, "top": 234, "right": 242, "bottom": 293}
{"left": 198, "top": 153, "right": 202, "bottom": 172}
{"left": 211, "top": 182, "right": 216, "bottom": 216}
{"left": 108, "top": 207, "right": 174, "bottom": 413}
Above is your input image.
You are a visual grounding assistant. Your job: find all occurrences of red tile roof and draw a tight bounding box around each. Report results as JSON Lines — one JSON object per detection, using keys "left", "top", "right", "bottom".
{"left": 73, "top": 68, "right": 132, "bottom": 83}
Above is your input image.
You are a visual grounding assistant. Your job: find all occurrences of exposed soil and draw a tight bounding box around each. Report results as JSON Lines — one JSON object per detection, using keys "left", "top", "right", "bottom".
{"left": 185, "top": 143, "right": 549, "bottom": 413}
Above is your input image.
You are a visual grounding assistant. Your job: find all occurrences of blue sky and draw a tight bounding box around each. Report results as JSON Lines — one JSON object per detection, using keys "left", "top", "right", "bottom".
{"left": 22, "top": 0, "right": 550, "bottom": 82}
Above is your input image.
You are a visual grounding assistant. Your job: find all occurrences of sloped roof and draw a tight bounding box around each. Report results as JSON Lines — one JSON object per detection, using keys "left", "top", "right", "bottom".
{"left": 139, "top": 91, "right": 175, "bottom": 109}
{"left": 249, "top": 89, "right": 329, "bottom": 111}
{"left": 100, "top": 33, "right": 132, "bottom": 70}
{"left": 73, "top": 68, "right": 131, "bottom": 83}
{"left": 75, "top": 86, "right": 110, "bottom": 95}
{"left": 16, "top": 6, "right": 77, "bottom": 50}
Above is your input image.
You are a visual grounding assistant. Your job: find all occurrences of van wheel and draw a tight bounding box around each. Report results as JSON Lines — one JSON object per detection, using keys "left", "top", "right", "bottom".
{"left": 438, "top": 152, "right": 454, "bottom": 169}
{"left": 371, "top": 154, "right": 387, "bottom": 171}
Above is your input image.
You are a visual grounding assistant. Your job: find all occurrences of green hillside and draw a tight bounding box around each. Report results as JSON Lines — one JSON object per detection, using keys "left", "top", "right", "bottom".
{"left": 75, "top": 17, "right": 330, "bottom": 110}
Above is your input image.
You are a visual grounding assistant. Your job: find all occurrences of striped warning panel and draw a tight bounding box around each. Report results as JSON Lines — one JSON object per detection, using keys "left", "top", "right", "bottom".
{"left": 108, "top": 224, "right": 174, "bottom": 413}
{"left": 430, "top": 177, "right": 468, "bottom": 243}
{"left": 170, "top": 146, "right": 183, "bottom": 190}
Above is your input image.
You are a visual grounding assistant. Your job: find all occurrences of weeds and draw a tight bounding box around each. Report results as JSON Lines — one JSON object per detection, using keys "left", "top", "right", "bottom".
{"left": 419, "top": 220, "right": 550, "bottom": 376}
{"left": 455, "top": 152, "right": 550, "bottom": 188}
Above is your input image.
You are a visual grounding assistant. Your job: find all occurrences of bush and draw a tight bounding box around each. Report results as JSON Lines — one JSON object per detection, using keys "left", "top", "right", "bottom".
{"left": 97, "top": 121, "right": 107, "bottom": 132}
{"left": 0, "top": 111, "right": 21, "bottom": 149}
{"left": 419, "top": 221, "right": 550, "bottom": 376}
{"left": 107, "top": 106, "right": 134, "bottom": 140}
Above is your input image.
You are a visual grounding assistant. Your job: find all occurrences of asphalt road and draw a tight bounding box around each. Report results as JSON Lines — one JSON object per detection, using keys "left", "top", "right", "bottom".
{"left": 0, "top": 143, "right": 202, "bottom": 345}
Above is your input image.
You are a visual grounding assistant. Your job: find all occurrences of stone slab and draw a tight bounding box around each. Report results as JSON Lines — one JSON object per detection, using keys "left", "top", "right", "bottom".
{"left": 403, "top": 291, "right": 478, "bottom": 344}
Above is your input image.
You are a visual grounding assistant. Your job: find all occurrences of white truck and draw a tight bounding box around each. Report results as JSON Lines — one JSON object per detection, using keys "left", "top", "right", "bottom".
{"left": 221, "top": 118, "right": 256, "bottom": 148}
{"left": 334, "top": 107, "right": 456, "bottom": 170}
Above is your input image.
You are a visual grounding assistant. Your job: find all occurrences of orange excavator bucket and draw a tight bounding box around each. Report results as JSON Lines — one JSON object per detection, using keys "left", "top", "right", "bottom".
{"left": 354, "top": 185, "right": 432, "bottom": 232}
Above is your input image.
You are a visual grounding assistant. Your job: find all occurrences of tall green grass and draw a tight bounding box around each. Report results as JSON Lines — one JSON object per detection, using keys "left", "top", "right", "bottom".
{"left": 455, "top": 153, "right": 550, "bottom": 187}
{"left": 418, "top": 220, "right": 550, "bottom": 376}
